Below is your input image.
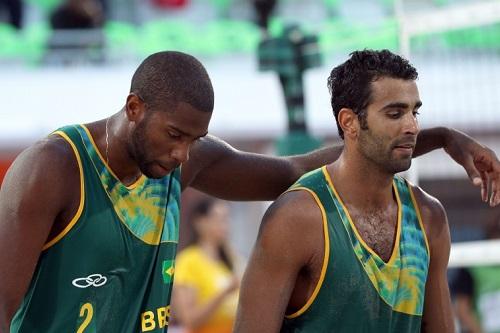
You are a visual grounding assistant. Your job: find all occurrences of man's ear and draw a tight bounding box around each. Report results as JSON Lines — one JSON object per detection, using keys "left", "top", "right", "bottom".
{"left": 125, "top": 93, "right": 145, "bottom": 122}
{"left": 338, "top": 108, "right": 359, "bottom": 140}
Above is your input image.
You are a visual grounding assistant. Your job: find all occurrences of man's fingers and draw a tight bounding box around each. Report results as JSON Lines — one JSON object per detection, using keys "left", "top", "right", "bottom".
{"left": 489, "top": 173, "right": 500, "bottom": 207}
{"left": 462, "top": 155, "right": 482, "bottom": 187}
{"left": 480, "top": 170, "right": 489, "bottom": 203}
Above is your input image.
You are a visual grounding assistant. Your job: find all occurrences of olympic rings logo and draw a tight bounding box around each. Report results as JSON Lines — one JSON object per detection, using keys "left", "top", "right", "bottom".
{"left": 72, "top": 273, "right": 108, "bottom": 288}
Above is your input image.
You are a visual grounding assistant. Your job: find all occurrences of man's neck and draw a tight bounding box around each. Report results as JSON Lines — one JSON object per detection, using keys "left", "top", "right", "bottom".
{"left": 327, "top": 151, "right": 395, "bottom": 210}
{"left": 90, "top": 111, "right": 142, "bottom": 186}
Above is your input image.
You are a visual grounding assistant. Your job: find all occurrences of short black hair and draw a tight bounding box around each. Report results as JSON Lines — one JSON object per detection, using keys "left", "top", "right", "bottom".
{"left": 130, "top": 51, "right": 214, "bottom": 113}
{"left": 327, "top": 49, "right": 418, "bottom": 139}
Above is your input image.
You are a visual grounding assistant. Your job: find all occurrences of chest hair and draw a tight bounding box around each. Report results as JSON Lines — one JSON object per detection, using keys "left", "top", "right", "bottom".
{"left": 349, "top": 206, "right": 398, "bottom": 262}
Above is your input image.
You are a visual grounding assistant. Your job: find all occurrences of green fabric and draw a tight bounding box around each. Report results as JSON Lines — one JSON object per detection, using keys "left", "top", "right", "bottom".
{"left": 11, "top": 124, "right": 181, "bottom": 333}
{"left": 281, "top": 167, "right": 429, "bottom": 332}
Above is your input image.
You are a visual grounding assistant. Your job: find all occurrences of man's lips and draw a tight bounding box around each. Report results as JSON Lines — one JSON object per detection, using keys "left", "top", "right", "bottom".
{"left": 157, "top": 162, "right": 179, "bottom": 172}
{"left": 392, "top": 141, "right": 416, "bottom": 154}
{"left": 394, "top": 144, "right": 415, "bottom": 149}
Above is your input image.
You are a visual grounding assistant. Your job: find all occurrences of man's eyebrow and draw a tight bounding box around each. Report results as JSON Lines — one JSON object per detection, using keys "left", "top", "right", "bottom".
{"left": 381, "top": 101, "right": 422, "bottom": 110}
{"left": 169, "top": 125, "right": 208, "bottom": 139}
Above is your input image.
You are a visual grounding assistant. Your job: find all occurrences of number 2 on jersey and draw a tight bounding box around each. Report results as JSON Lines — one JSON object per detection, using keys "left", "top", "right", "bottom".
{"left": 77, "top": 303, "right": 94, "bottom": 333}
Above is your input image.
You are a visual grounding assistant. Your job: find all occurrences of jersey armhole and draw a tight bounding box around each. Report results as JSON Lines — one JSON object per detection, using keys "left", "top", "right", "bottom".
{"left": 284, "top": 187, "right": 330, "bottom": 319}
{"left": 42, "top": 131, "right": 85, "bottom": 251}
{"left": 407, "top": 183, "right": 431, "bottom": 257}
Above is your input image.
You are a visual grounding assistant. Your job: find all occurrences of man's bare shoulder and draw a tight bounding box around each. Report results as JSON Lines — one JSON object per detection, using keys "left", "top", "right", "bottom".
{"left": 3, "top": 134, "right": 79, "bottom": 196}
{"left": 267, "top": 189, "right": 324, "bottom": 223}
{"left": 21, "top": 135, "right": 76, "bottom": 171}
{"left": 258, "top": 189, "right": 324, "bottom": 250}
{"left": 408, "top": 184, "right": 448, "bottom": 242}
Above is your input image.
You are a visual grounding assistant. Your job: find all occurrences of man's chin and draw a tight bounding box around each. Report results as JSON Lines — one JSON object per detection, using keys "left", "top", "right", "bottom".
{"left": 141, "top": 164, "right": 175, "bottom": 179}
{"left": 382, "top": 155, "right": 412, "bottom": 174}
{"left": 391, "top": 159, "right": 412, "bottom": 174}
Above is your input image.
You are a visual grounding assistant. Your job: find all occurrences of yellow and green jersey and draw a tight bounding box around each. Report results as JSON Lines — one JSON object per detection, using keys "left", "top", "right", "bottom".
{"left": 11, "top": 124, "right": 181, "bottom": 333}
{"left": 281, "top": 166, "right": 430, "bottom": 333}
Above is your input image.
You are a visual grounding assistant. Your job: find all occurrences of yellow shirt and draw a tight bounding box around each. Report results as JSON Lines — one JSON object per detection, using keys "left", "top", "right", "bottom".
{"left": 174, "top": 245, "right": 239, "bottom": 333}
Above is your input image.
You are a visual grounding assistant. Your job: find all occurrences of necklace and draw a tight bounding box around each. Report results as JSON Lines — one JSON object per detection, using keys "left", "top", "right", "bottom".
{"left": 105, "top": 117, "right": 110, "bottom": 166}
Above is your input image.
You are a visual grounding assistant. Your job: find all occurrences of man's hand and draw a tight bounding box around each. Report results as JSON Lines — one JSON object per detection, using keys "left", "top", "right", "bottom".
{"left": 443, "top": 128, "right": 500, "bottom": 206}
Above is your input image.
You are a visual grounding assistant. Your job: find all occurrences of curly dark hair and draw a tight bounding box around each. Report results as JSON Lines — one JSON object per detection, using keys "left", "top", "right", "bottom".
{"left": 130, "top": 51, "right": 214, "bottom": 113}
{"left": 327, "top": 49, "right": 418, "bottom": 139}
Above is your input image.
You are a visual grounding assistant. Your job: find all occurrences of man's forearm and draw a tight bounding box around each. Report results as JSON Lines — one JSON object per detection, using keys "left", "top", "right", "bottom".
{"left": 288, "top": 145, "right": 343, "bottom": 177}
{"left": 290, "top": 126, "right": 451, "bottom": 177}
{"left": 292, "top": 126, "right": 454, "bottom": 175}
{"left": 413, "top": 127, "right": 449, "bottom": 157}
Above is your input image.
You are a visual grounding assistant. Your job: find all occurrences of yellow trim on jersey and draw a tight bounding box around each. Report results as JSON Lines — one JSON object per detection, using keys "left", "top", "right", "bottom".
{"left": 284, "top": 186, "right": 330, "bottom": 319}
{"left": 322, "top": 166, "right": 402, "bottom": 265}
{"left": 42, "top": 131, "right": 85, "bottom": 250}
{"left": 390, "top": 183, "right": 403, "bottom": 263}
{"left": 80, "top": 124, "right": 145, "bottom": 190}
{"left": 407, "top": 183, "right": 431, "bottom": 256}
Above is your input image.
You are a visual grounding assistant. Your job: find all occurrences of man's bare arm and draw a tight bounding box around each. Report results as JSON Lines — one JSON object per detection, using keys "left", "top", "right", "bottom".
{"left": 183, "top": 128, "right": 500, "bottom": 204}
{"left": 454, "top": 294, "right": 482, "bottom": 333}
{"left": 415, "top": 127, "right": 499, "bottom": 206}
{"left": 412, "top": 187, "right": 454, "bottom": 333}
{"left": 181, "top": 135, "right": 339, "bottom": 200}
{"left": 0, "top": 138, "right": 77, "bottom": 331}
{"left": 234, "top": 190, "right": 323, "bottom": 333}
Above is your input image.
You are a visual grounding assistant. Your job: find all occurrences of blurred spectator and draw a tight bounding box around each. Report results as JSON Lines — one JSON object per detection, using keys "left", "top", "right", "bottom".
{"left": 173, "top": 198, "right": 241, "bottom": 333}
{"left": 0, "top": 0, "right": 23, "bottom": 29}
{"left": 50, "top": 0, "right": 104, "bottom": 29}
{"left": 452, "top": 213, "right": 500, "bottom": 333}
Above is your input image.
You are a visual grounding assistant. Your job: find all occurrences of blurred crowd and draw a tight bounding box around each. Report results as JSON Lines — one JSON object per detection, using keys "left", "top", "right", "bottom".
{"left": 0, "top": 0, "right": 107, "bottom": 30}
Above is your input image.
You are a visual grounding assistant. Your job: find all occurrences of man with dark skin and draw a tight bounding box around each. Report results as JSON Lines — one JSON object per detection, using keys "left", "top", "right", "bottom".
{"left": 0, "top": 51, "right": 499, "bottom": 332}
{"left": 235, "top": 50, "right": 498, "bottom": 333}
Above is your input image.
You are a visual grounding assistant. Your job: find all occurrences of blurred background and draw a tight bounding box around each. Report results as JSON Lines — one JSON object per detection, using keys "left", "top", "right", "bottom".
{"left": 0, "top": 0, "right": 499, "bottom": 332}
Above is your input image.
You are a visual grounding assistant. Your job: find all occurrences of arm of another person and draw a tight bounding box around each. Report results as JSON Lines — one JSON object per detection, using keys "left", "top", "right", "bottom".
{"left": 412, "top": 187, "right": 454, "bottom": 333}
{"left": 182, "top": 128, "right": 500, "bottom": 205}
{"left": 455, "top": 296, "right": 483, "bottom": 333}
{"left": 452, "top": 269, "right": 483, "bottom": 333}
{"left": 416, "top": 127, "right": 500, "bottom": 206}
{"left": 173, "top": 276, "right": 239, "bottom": 330}
{"left": 234, "top": 190, "right": 323, "bottom": 333}
{"left": 0, "top": 137, "right": 76, "bottom": 331}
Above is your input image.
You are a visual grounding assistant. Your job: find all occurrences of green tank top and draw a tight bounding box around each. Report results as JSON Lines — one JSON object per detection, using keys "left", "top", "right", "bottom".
{"left": 281, "top": 166, "right": 430, "bottom": 333}
{"left": 11, "top": 124, "right": 181, "bottom": 333}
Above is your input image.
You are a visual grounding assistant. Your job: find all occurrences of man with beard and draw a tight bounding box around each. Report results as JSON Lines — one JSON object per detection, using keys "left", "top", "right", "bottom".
{"left": 1, "top": 51, "right": 499, "bottom": 333}
{"left": 235, "top": 50, "right": 465, "bottom": 333}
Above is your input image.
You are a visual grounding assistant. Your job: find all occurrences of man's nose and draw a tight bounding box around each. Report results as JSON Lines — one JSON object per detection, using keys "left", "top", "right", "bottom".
{"left": 404, "top": 112, "right": 419, "bottom": 135}
{"left": 170, "top": 143, "right": 190, "bottom": 164}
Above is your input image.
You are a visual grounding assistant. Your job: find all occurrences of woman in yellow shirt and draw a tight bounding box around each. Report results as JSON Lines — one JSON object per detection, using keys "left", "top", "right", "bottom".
{"left": 174, "top": 198, "right": 240, "bottom": 333}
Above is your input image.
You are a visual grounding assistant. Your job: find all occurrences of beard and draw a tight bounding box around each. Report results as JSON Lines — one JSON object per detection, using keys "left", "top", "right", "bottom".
{"left": 357, "top": 127, "right": 413, "bottom": 175}
{"left": 126, "top": 117, "right": 160, "bottom": 179}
